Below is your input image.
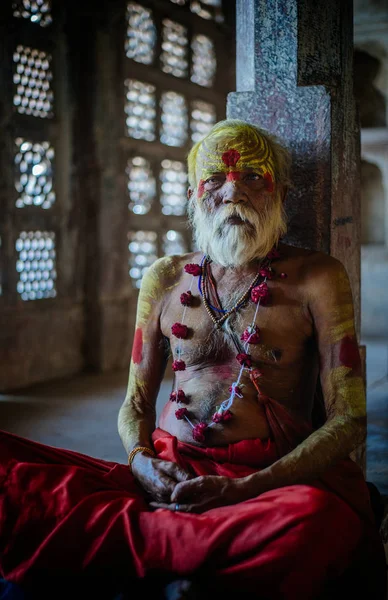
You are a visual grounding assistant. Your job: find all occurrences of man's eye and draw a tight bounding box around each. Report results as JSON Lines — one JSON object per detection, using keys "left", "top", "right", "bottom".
{"left": 206, "top": 177, "right": 223, "bottom": 184}
{"left": 244, "top": 173, "right": 262, "bottom": 181}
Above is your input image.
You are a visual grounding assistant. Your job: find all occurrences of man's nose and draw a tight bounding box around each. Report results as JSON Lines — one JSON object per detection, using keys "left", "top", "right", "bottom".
{"left": 221, "top": 181, "right": 247, "bottom": 205}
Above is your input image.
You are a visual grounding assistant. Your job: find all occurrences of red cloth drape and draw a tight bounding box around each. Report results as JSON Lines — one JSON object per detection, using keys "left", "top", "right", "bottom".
{"left": 0, "top": 428, "right": 385, "bottom": 599}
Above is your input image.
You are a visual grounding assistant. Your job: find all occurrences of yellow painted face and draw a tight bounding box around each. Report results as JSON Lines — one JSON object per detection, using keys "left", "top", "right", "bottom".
{"left": 195, "top": 128, "right": 276, "bottom": 198}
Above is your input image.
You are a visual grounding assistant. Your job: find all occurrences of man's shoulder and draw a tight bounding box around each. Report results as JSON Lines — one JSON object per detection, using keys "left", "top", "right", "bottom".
{"left": 140, "top": 251, "right": 203, "bottom": 295}
{"left": 279, "top": 243, "right": 348, "bottom": 289}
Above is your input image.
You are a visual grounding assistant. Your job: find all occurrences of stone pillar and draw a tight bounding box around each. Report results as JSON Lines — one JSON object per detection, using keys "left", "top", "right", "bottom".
{"left": 228, "top": 0, "right": 360, "bottom": 333}
{"left": 228, "top": 0, "right": 364, "bottom": 468}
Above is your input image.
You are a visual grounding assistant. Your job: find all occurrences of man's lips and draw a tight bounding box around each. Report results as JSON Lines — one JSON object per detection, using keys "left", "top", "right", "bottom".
{"left": 226, "top": 215, "right": 245, "bottom": 225}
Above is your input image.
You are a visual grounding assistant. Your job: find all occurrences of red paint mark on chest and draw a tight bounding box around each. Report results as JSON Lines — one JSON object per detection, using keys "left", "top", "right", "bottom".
{"left": 198, "top": 179, "right": 205, "bottom": 199}
{"left": 339, "top": 335, "right": 361, "bottom": 374}
{"left": 226, "top": 171, "right": 241, "bottom": 182}
{"left": 132, "top": 327, "right": 143, "bottom": 364}
{"left": 263, "top": 172, "right": 274, "bottom": 192}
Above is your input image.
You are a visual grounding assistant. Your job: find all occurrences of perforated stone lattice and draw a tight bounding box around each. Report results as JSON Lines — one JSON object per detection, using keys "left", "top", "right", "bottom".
{"left": 191, "top": 34, "right": 216, "bottom": 87}
{"left": 160, "top": 160, "right": 188, "bottom": 215}
{"left": 126, "top": 2, "right": 156, "bottom": 65}
{"left": 12, "top": 0, "right": 52, "bottom": 27}
{"left": 128, "top": 231, "right": 158, "bottom": 288}
{"left": 161, "top": 19, "right": 188, "bottom": 78}
{"left": 190, "top": 99, "right": 216, "bottom": 142}
{"left": 125, "top": 79, "right": 156, "bottom": 141}
{"left": 15, "top": 231, "right": 57, "bottom": 301}
{"left": 14, "top": 138, "right": 55, "bottom": 209}
{"left": 160, "top": 91, "right": 188, "bottom": 147}
{"left": 127, "top": 156, "right": 156, "bottom": 215}
{"left": 13, "top": 45, "right": 53, "bottom": 118}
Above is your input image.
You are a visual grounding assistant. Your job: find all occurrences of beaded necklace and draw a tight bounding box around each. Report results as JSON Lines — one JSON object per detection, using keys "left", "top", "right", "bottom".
{"left": 169, "top": 247, "right": 284, "bottom": 443}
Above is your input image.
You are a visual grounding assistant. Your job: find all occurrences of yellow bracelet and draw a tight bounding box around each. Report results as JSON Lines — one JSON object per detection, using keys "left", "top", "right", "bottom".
{"left": 128, "top": 446, "right": 155, "bottom": 471}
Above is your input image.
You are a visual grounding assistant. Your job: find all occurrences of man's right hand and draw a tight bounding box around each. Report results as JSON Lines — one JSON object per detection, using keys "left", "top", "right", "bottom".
{"left": 131, "top": 453, "right": 191, "bottom": 502}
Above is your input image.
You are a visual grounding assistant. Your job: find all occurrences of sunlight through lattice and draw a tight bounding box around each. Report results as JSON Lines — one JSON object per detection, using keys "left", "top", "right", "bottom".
{"left": 128, "top": 231, "right": 158, "bottom": 288}
{"left": 12, "top": 0, "right": 52, "bottom": 27}
{"left": 14, "top": 138, "right": 55, "bottom": 209}
{"left": 160, "top": 160, "right": 188, "bottom": 216}
{"left": 127, "top": 156, "right": 156, "bottom": 215}
{"left": 125, "top": 79, "right": 156, "bottom": 141}
{"left": 163, "top": 230, "right": 188, "bottom": 256}
{"left": 190, "top": 100, "right": 216, "bottom": 142}
{"left": 126, "top": 3, "right": 156, "bottom": 65}
{"left": 15, "top": 231, "right": 57, "bottom": 301}
{"left": 161, "top": 19, "right": 188, "bottom": 78}
{"left": 13, "top": 45, "right": 53, "bottom": 118}
{"left": 160, "top": 92, "right": 188, "bottom": 147}
{"left": 191, "top": 34, "right": 216, "bottom": 87}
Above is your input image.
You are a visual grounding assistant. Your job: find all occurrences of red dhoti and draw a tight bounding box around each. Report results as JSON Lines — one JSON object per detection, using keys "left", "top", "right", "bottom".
{"left": 0, "top": 428, "right": 385, "bottom": 599}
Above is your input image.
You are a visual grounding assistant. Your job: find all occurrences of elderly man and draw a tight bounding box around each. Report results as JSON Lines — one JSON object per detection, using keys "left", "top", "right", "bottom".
{"left": 0, "top": 120, "right": 385, "bottom": 599}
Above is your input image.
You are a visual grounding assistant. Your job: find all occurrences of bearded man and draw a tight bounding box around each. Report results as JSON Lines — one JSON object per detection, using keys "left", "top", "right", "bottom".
{"left": 0, "top": 120, "right": 385, "bottom": 600}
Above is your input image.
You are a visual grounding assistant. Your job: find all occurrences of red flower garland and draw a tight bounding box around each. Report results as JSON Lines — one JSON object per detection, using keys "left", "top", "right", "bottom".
{"left": 212, "top": 409, "right": 233, "bottom": 424}
{"left": 169, "top": 389, "right": 188, "bottom": 403}
{"left": 241, "top": 326, "right": 260, "bottom": 344}
{"left": 171, "top": 322, "right": 189, "bottom": 339}
{"left": 251, "top": 282, "right": 270, "bottom": 305}
{"left": 236, "top": 353, "right": 252, "bottom": 368}
{"left": 180, "top": 291, "right": 193, "bottom": 306}
{"left": 192, "top": 422, "right": 208, "bottom": 443}
{"left": 259, "top": 266, "right": 274, "bottom": 279}
{"left": 175, "top": 407, "right": 189, "bottom": 420}
{"left": 184, "top": 264, "right": 202, "bottom": 276}
{"left": 172, "top": 359, "right": 186, "bottom": 372}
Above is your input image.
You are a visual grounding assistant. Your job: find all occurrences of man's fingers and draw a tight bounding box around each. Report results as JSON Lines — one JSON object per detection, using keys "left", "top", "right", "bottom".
{"left": 158, "top": 461, "right": 191, "bottom": 483}
{"left": 170, "top": 479, "right": 199, "bottom": 503}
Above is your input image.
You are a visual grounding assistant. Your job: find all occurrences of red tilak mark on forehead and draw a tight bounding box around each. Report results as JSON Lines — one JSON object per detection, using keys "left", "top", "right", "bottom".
{"left": 132, "top": 327, "right": 143, "bottom": 364}
{"left": 339, "top": 335, "right": 362, "bottom": 374}
{"left": 222, "top": 149, "right": 241, "bottom": 167}
{"left": 226, "top": 171, "right": 241, "bottom": 182}
{"left": 264, "top": 172, "right": 274, "bottom": 193}
{"left": 198, "top": 179, "right": 205, "bottom": 198}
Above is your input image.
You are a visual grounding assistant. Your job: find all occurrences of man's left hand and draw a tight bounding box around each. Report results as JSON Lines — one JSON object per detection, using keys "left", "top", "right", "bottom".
{"left": 149, "top": 474, "right": 254, "bottom": 513}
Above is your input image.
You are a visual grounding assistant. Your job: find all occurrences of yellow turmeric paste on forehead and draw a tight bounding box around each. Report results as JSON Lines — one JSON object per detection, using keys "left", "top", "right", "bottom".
{"left": 194, "top": 127, "right": 276, "bottom": 184}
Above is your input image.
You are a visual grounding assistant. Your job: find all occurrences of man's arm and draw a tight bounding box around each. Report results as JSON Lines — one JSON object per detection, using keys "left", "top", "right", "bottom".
{"left": 118, "top": 257, "right": 170, "bottom": 454}
{"left": 118, "top": 257, "right": 191, "bottom": 500}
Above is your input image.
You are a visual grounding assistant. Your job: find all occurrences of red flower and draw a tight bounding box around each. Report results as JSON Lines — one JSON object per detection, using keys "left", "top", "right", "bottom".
{"left": 259, "top": 267, "right": 274, "bottom": 279}
{"left": 170, "top": 389, "right": 188, "bottom": 403}
{"left": 267, "top": 247, "right": 280, "bottom": 260}
{"left": 251, "top": 282, "right": 270, "bottom": 305}
{"left": 172, "top": 360, "right": 186, "bottom": 372}
{"left": 175, "top": 407, "right": 189, "bottom": 420}
{"left": 263, "top": 172, "right": 274, "bottom": 192}
{"left": 212, "top": 409, "right": 233, "bottom": 424}
{"left": 221, "top": 149, "right": 241, "bottom": 167}
{"left": 229, "top": 384, "right": 242, "bottom": 395}
{"left": 171, "top": 322, "right": 189, "bottom": 339}
{"left": 184, "top": 263, "right": 202, "bottom": 276}
{"left": 192, "top": 422, "right": 208, "bottom": 443}
{"left": 236, "top": 353, "right": 252, "bottom": 367}
{"left": 241, "top": 326, "right": 261, "bottom": 344}
{"left": 180, "top": 291, "right": 193, "bottom": 306}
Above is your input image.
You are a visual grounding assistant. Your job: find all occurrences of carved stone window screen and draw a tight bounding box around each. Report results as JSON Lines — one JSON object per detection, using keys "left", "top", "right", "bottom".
{"left": 124, "top": 1, "right": 230, "bottom": 290}
{"left": 12, "top": 0, "right": 52, "bottom": 28}
{"left": 15, "top": 230, "right": 57, "bottom": 301}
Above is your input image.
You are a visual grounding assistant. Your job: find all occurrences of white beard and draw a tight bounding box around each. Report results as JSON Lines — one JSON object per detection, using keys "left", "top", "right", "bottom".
{"left": 188, "top": 193, "right": 287, "bottom": 268}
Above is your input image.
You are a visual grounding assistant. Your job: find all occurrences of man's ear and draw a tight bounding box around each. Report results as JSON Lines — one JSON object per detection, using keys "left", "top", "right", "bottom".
{"left": 187, "top": 187, "right": 193, "bottom": 200}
